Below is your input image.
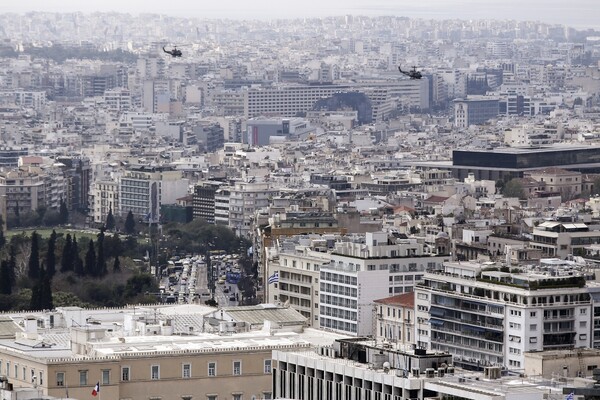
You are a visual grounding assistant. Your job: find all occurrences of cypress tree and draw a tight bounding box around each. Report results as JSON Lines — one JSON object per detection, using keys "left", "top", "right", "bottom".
{"left": 0, "top": 260, "right": 12, "bottom": 295}
{"left": 8, "top": 244, "right": 16, "bottom": 288}
{"left": 61, "top": 233, "right": 73, "bottom": 272}
{"left": 39, "top": 269, "right": 54, "bottom": 310}
{"left": 105, "top": 208, "right": 116, "bottom": 231}
{"left": 113, "top": 255, "right": 121, "bottom": 273}
{"left": 96, "top": 227, "right": 107, "bottom": 276}
{"left": 46, "top": 230, "right": 57, "bottom": 278}
{"left": 73, "top": 236, "right": 84, "bottom": 276}
{"left": 28, "top": 231, "right": 40, "bottom": 280}
{"left": 59, "top": 199, "right": 69, "bottom": 225}
{"left": 124, "top": 211, "right": 136, "bottom": 235}
{"left": 85, "top": 239, "right": 96, "bottom": 276}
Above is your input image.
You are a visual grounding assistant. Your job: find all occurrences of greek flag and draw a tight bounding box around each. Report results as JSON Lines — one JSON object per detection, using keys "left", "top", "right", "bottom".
{"left": 566, "top": 393, "right": 574, "bottom": 400}
{"left": 268, "top": 272, "right": 279, "bottom": 284}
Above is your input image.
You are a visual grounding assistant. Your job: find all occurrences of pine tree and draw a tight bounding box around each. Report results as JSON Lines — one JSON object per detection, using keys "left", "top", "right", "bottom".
{"left": 96, "top": 227, "right": 107, "bottom": 276}
{"left": 46, "top": 230, "right": 57, "bottom": 278}
{"left": 113, "top": 255, "right": 121, "bottom": 273}
{"left": 61, "top": 233, "right": 73, "bottom": 272}
{"left": 124, "top": 210, "right": 136, "bottom": 235}
{"left": 0, "top": 260, "right": 12, "bottom": 295}
{"left": 105, "top": 208, "right": 116, "bottom": 231}
{"left": 59, "top": 199, "right": 69, "bottom": 225}
{"left": 28, "top": 231, "right": 40, "bottom": 280}
{"left": 85, "top": 239, "right": 96, "bottom": 276}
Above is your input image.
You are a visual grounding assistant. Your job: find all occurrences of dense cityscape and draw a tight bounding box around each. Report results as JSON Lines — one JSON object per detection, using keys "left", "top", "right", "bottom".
{"left": 0, "top": 8, "right": 599, "bottom": 400}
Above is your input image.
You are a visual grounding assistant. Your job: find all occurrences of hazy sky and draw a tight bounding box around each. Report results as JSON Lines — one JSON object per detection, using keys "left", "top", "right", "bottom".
{"left": 1, "top": 0, "right": 599, "bottom": 29}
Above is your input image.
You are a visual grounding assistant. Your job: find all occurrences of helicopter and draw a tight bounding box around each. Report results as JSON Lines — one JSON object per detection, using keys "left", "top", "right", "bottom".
{"left": 162, "top": 46, "right": 182, "bottom": 58}
{"left": 398, "top": 66, "right": 422, "bottom": 80}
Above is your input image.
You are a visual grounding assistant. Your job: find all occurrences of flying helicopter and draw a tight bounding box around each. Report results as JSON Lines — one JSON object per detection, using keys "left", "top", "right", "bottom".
{"left": 163, "top": 45, "right": 183, "bottom": 58}
{"left": 398, "top": 66, "right": 422, "bottom": 80}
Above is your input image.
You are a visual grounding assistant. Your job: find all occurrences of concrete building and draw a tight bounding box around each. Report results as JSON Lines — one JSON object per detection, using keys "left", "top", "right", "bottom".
{"left": 90, "top": 180, "right": 119, "bottom": 225}
{"left": 229, "top": 181, "right": 276, "bottom": 237}
{"left": 272, "top": 337, "right": 573, "bottom": 400}
{"left": 453, "top": 97, "right": 499, "bottom": 128}
{"left": 319, "top": 232, "right": 449, "bottom": 336}
{"left": 530, "top": 221, "right": 600, "bottom": 258}
{"left": 0, "top": 304, "right": 346, "bottom": 400}
{"left": 415, "top": 259, "right": 593, "bottom": 372}
{"left": 119, "top": 166, "right": 188, "bottom": 220}
{"left": 0, "top": 169, "right": 46, "bottom": 215}
{"left": 374, "top": 293, "right": 416, "bottom": 348}
{"left": 192, "top": 181, "right": 225, "bottom": 224}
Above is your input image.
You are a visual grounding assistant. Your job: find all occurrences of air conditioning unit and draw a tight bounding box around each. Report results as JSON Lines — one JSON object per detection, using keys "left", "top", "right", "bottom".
{"left": 425, "top": 368, "right": 435, "bottom": 378}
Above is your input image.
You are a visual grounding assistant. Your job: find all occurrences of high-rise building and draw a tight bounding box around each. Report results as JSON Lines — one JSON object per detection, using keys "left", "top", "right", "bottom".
{"left": 453, "top": 96, "right": 499, "bottom": 128}
{"left": 319, "top": 232, "right": 449, "bottom": 336}
{"left": 415, "top": 260, "right": 593, "bottom": 371}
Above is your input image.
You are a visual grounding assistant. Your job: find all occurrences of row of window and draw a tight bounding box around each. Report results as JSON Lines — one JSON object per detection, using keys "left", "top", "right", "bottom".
{"left": 56, "top": 360, "right": 272, "bottom": 386}
{"left": 0, "top": 361, "right": 43, "bottom": 385}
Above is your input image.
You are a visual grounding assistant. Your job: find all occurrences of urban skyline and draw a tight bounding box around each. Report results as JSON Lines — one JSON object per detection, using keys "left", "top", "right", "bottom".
{"left": 1, "top": 0, "right": 599, "bottom": 29}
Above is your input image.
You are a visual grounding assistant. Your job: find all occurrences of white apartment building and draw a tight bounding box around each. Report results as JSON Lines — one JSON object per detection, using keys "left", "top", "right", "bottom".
{"left": 374, "top": 293, "right": 416, "bottom": 348}
{"left": 530, "top": 221, "right": 600, "bottom": 258}
{"left": 119, "top": 166, "right": 188, "bottom": 220}
{"left": 90, "top": 180, "right": 119, "bottom": 224}
{"left": 229, "top": 180, "right": 276, "bottom": 237}
{"left": 104, "top": 88, "right": 131, "bottom": 113}
{"left": 320, "top": 232, "right": 449, "bottom": 336}
{"left": 414, "top": 260, "right": 593, "bottom": 372}
{"left": 245, "top": 82, "right": 428, "bottom": 122}
{"left": 267, "top": 240, "right": 332, "bottom": 326}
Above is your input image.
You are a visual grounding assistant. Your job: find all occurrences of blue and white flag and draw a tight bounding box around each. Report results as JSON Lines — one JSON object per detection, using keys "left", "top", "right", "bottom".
{"left": 268, "top": 272, "right": 279, "bottom": 284}
{"left": 566, "top": 392, "right": 574, "bottom": 400}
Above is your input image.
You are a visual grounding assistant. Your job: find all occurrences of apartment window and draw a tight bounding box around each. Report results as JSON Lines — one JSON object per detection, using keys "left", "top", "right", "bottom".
{"left": 121, "top": 367, "right": 130, "bottom": 381}
{"left": 530, "top": 337, "right": 538, "bottom": 343}
{"left": 39, "top": 371, "right": 43, "bottom": 385}
{"left": 581, "top": 309, "right": 587, "bottom": 315}
{"left": 56, "top": 372, "right": 65, "bottom": 387}
{"left": 233, "top": 395, "right": 242, "bottom": 400}
{"left": 208, "top": 362, "right": 216, "bottom": 377}
{"left": 530, "top": 311, "right": 536, "bottom": 317}
{"left": 6, "top": 362, "right": 9, "bottom": 377}
{"left": 530, "top": 324, "right": 537, "bottom": 331}
{"left": 207, "top": 396, "right": 217, "bottom": 400}
{"left": 151, "top": 365, "right": 160, "bottom": 380}
{"left": 264, "top": 360, "right": 272, "bottom": 374}
{"left": 233, "top": 361, "right": 242, "bottom": 376}
{"left": 102, "top": 370, "right": 110, "bottom": 385}
{"left": 79, "top": 370, "right": 88, "bottom": 386}
{"left": 183, "top": 364, "right": 191, "bottom": 379}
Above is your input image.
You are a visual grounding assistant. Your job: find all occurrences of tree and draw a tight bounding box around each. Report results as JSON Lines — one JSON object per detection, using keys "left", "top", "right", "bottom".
{"left": 113, "top": 256, "right": 121, "bottom": 273}
{"left": 124, "top": 211, "right": 136, "bottom": 235}
{"left": 59, "top": 199, "right": 69, "bottom": 225}
{"left": 96, "top": 228, "right": 107, "bottom": 276}
{"left": 28, "top": 231, "right": 40, "bottom": 280}
{"left": 105, "top": 208, "right": 116, "bottom": 231}
{"left": 0, "top": 260, "right": 12, "bottom": 295}
{"left": 73, "top": 236, "right": 85, "bottom": 276}
{"left": 8, "top": 245, "right": 16, "bottom": 288}
{"left": 502, "top": 178, "right": 526, "bottom": 200}
{"left": 61, "top": 234, "right": 73, "bottom": 272}
{"left": 0, "top": 216, "right": 5, "bottom": 251}
{"left": 85, "top": 239, "right": 96, "bottom": 277}
{"left": 30, "top": 269, "right": 53, "bottom": 310}
{"left": 45, "top": 230, "right": 57, "bottom": 278}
